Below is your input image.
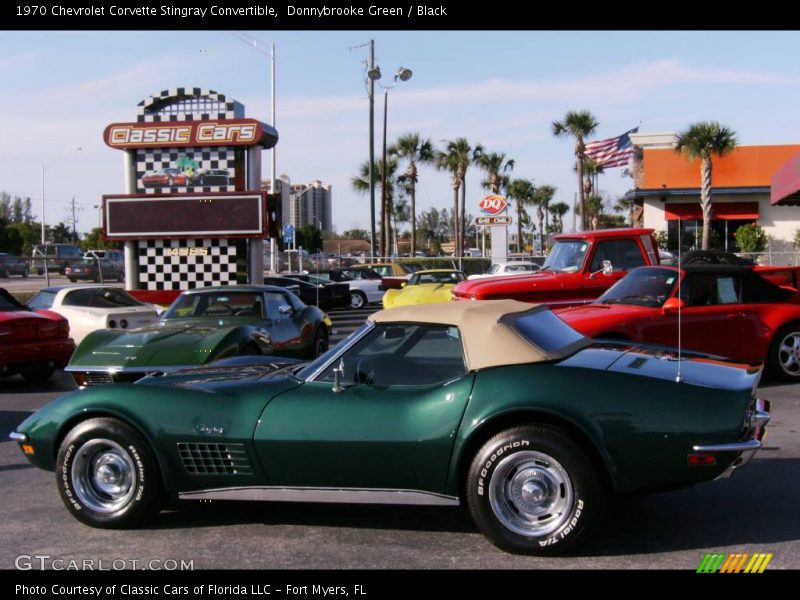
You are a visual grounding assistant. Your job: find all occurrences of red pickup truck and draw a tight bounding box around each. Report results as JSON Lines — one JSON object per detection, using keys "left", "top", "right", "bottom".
{"left": 452, "top": 228, "right": 662, "bottom": 307}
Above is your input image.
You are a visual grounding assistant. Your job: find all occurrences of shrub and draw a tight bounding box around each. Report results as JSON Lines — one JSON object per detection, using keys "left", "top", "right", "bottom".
{"left": 734, "top": 223, "right": 767, "bottom": 253}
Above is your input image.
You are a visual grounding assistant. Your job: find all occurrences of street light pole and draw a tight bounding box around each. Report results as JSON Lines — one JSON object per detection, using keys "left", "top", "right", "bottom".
{"left": 368, "top": 39, "right": 376, "bottom": 262}
{"left": 378, "top": 67, "right": 413, "bottom": 259}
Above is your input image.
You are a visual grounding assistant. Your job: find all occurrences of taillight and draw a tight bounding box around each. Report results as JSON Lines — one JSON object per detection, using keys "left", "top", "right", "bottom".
{"left": 120, "top": 319, "right": 128, "bottom": 329}
{"left": 57, "top": 320, "right": 69, "bottom": 337}
{"left": 108, "top": 319, "right": 117, "bottom": 328}
{"left": 72, "top": 372, "right": 87, "bottom": 387}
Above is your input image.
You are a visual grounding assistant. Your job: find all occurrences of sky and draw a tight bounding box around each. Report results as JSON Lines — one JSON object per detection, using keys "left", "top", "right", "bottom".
{"left": 1, "top": 30, "right": 800, "bottom": 236}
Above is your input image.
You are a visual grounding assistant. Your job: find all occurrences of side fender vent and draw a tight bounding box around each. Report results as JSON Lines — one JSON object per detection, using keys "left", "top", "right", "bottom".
{"left": 177, "top": 443, "right": 253, "bottom": 475}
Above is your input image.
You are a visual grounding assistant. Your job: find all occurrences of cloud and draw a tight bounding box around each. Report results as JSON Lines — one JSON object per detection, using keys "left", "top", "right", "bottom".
{"left": 0, "top": 50, "right": 43, "bottom": 70}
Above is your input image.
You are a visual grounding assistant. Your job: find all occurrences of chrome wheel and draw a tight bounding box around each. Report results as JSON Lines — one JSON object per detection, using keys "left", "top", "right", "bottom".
{"left": 488, "top": 450, "right": 573, "bottom": 537}
{"left": 350, "top": 292, "right": 365, "bottom": 309}
{"left": 777, "top": 330, "right": 800, "bottom": 378}
{"left": 71, "top": 439, "right": 137, "bottom": 514}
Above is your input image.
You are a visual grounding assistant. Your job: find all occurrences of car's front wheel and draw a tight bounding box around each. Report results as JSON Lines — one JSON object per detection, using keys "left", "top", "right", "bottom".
{"left": 56, "top": 418, "right": 164, "bottom": 528}
{"left": 466, "top": 425, "right": 605, "bottom": 555}
{"left": 769, "top": 322, "right": 800, "bottom": 381}
{"left": 311, "top": 328, "right": 329, "bottom": 358}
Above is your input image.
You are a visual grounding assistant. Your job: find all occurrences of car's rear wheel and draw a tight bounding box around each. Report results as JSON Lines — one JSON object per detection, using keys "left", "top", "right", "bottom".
{"left": 20, "top": 364, "right": 55, "bottom": 382}
{"left": 349, "top": 290, "right": 367, "bottom": 309}
{"left": 56, "top": 418, "right": 163, "bottom": 528}
{"left": 466, "top": 425, "right": 605, "bottom": 555}
{"left": 769, "top": 323, "right": 800, "bottom": 381}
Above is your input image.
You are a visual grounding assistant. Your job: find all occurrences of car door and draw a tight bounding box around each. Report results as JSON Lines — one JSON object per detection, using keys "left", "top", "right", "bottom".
{"left": 263, "top": 290, "right": 308, "bottom": 356}
{"left": 582, "top": 238, "right": 646, "bottom": 298}
{"left": 253, "top": 323, "right": 474, "bottom": 493}
{"left": 641, "top": 272, "right": 747, "bottom": 360}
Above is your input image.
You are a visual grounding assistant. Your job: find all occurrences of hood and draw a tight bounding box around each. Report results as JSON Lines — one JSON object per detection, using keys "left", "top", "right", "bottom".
{"left": 555, "top": 303, "right": 655, "bottom": 334}
{"left": 69, "top": 319, "right": 242, "bottom": 368}
{"left": 388, "top": 283, "right": 455, "bottom": 307}
{"left": 453, "top": 271, "right": 568, "bottom": 299}
{"left": 135, "top": 357, "right": 304, "bottom": 393}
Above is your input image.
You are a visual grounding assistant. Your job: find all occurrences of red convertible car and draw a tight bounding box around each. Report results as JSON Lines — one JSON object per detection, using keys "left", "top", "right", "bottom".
{"left": 555, "top": 265, "right": 800, "bottom": 381}
{"left": 0, "top": 288, "right": 75, "bottom": 382}
{"left": 141, "top": 168, "right": 189, "bottom": 188}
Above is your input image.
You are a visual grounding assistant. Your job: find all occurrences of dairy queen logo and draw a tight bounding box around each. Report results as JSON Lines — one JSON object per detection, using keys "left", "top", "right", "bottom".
{"left": 479, "top": 194, "right": 507, "bottom": 216}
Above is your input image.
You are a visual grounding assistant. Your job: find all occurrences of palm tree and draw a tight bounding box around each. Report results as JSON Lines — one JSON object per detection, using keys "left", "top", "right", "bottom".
{"left": 548, "top": 201, "right": 570, "bottom": 235}
{"left": 675, "top": 122, "right": 738, "bottom": 250}
{"left": 533, "top": 185, "right": 557, "bottom": 253}
{"left": 352, "top": 158, "right": 398, "bottom": 257}
{"left": 552, "top": 110, "right": 600, "bottom": 231}
{"left": 580, "top": 157, "right": 605, "bottom": 198}
{"left": 390, "top": 133, "right": 435, "bottom": 257}
{"left": 613, "top": 196, "right": 635, "bottom": 227}
{"left": 585, "top": 195, "right": 605, "bottom": 231}
{"left": 477, "top": 152, "right": 515, "bottom": 194}
{"left": 506, "top": 179, "right": 536, "bottom": 253}
{"left": 436, "top": 138, "right": 482, "bottom": 257}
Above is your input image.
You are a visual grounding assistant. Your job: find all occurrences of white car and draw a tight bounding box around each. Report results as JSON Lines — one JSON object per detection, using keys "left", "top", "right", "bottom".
{"left": 467, "top": 261, "right": 541, "bottom": 280}
{"left": 27, "top": 285, "right": 161, "bottom": 345}
{"left": 316, "top": 268, "right": 386, "bottom": 309}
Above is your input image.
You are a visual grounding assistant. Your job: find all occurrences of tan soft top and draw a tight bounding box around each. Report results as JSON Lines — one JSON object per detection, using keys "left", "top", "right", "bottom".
{"left": 370, "top": 299, "right": 585, "bottom": 371}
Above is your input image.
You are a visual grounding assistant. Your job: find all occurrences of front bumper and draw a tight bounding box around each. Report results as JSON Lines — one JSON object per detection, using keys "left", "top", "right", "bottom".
{"left": 693, "top": 398, "right": 771, "bottom": 480}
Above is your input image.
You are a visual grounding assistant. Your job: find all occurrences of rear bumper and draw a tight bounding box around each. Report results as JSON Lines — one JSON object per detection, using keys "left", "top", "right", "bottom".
{"left": 693, "top": 399, "right": 771, "bottom": 480}
{"left": 0, "top": 339, "right": 75, "bottom": 372}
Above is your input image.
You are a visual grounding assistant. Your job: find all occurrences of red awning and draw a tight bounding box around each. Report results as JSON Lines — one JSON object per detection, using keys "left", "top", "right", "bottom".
{"left": 665, "top": 202, "right": 759, "bottom": 221}
{"left": 771, "top": 153, "right": 800, "bottom": 205}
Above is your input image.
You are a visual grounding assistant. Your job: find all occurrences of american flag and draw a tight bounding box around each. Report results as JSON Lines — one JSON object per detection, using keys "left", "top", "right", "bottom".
{"left": 584, "top": 127, "right": 639, "bottom": 168}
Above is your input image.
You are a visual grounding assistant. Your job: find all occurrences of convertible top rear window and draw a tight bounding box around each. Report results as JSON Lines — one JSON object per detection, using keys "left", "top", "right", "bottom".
{"left": 506, "top": 309, "right": 586, "bottom": 353}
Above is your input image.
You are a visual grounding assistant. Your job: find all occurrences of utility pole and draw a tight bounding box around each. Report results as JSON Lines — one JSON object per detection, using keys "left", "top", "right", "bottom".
{"left": 70, "top": 196, "right": 78, "bottom": 242}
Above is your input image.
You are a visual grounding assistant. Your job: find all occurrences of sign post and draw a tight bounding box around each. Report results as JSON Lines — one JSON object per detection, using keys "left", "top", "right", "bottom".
{"left": 478, "top": 194, "right": 510, "bottom": 264}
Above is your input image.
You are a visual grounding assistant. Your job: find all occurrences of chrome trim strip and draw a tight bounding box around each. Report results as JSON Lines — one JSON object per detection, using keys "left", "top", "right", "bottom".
{"left": 692, "top": 440, "right": 762, "bottom": 453}
{"left": 65, "top": 365, "right": 192, "bottom": 374}
{"left": 306, "top": 321, "right": 375, "bottom": 382}
{"left": 179, "top": 485, "right": 460, "bottom": 506}
{"left": 8, "top": 432, "right": 28, "bottom": 442}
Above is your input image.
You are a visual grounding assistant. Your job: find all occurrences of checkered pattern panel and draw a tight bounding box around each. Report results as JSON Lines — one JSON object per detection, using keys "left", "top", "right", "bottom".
{"left": 136, "top": 88, "right": 244, "bottom": 123}
{"left": 135, "top": 147, "right": 235, "bottom": 194}
{"left": 138, "top": 239, "right": 238, "bottom": 291}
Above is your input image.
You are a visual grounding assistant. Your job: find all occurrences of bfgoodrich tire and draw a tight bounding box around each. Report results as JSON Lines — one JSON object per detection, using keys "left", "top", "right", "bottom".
{"left": 56, "top": 418, "right": 164, "bottom": 528}
{"left": 466, "top": 425, "right": 605, "bottom": 555}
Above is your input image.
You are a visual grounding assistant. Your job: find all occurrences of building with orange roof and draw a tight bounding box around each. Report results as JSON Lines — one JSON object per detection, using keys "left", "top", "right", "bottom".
{"left": 626, "top": 133, "right": 800, "bottom": 257}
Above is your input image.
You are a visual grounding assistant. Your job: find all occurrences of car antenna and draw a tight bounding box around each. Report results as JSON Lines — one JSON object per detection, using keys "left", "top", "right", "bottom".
{"left": 675, "top": 224, "right": 683, "bottom": 383}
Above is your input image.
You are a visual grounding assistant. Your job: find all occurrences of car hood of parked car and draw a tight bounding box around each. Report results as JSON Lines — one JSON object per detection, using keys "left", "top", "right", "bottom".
{"left": 453, "top": 270, "right": 570, "bottom": 298}
{"left": 68, "top": 319, "right": 256, "bottom": 368}
{"left": 555, "top": 302, "right": 655, "bottom": 332}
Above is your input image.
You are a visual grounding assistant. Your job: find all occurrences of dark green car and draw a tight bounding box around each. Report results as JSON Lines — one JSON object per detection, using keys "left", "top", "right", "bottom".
{"left": 11, "top": 300, "right": 769, "bottom": 554}
{"left": 66, "top": 285, "right": 332, "bottom": 386}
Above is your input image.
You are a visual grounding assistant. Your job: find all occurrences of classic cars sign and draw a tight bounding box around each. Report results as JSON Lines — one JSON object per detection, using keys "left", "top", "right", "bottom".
{"left": 103, "top": 119, "right": 278, "bottom": 149}
{"left": 479, "top": 194, "right": 508, "bottom": 216}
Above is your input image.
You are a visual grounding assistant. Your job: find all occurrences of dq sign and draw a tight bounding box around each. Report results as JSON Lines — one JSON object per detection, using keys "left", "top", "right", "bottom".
{"left": 479, "top": 194, "right": 507, "bottom": 216}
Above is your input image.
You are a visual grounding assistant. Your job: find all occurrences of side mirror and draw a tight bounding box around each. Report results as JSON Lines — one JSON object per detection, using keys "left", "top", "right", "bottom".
{"left": 332, "top": 359, "right": 345, "bottom": 393}
{"left": 602, "top": 260, "right": 613, "bottom": 276}
{"left": 662, "top": 297, "right": 685, "bottom": 313}
{"left": 278, "top": 304, "right": 293, "bottom": 316}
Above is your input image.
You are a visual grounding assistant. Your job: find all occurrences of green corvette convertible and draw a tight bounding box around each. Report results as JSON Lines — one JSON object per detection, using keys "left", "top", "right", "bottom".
{"left": 66, "top": 285, "right": 332, "bottom": 386}
{"left": 11, "top": 300, "right": 769, "bottom": 554}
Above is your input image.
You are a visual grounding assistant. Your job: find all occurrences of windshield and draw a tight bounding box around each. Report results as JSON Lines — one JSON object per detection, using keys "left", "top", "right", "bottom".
{"left": 597, "top": 268, "right": 679, "bottom": 307}
{"left": 541, "top": 240, "right": 589, "bottom": 273}
{"left": 409, "top": 271, "right": 463, "bottom": 285}
{"left": 27, "top": 291, "right": 56, "bottom": 309}
{"left": 163, "top": 292, "right": 263, "bottom": 319}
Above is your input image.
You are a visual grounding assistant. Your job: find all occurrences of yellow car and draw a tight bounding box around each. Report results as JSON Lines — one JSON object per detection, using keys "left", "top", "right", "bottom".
{"left": 382, "top": 269, "right": 466, "bottom": 309}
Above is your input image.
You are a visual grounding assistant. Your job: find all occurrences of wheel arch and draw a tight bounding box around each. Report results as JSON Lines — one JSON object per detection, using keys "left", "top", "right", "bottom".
{"left": 452, "top": 408, "right": 617, "bottom": 500}
{"left": 768, "top": 319, "right": 800, "bottom": 379}
{"left": 54, "top": 409, "right": 175, "bottom": 492}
